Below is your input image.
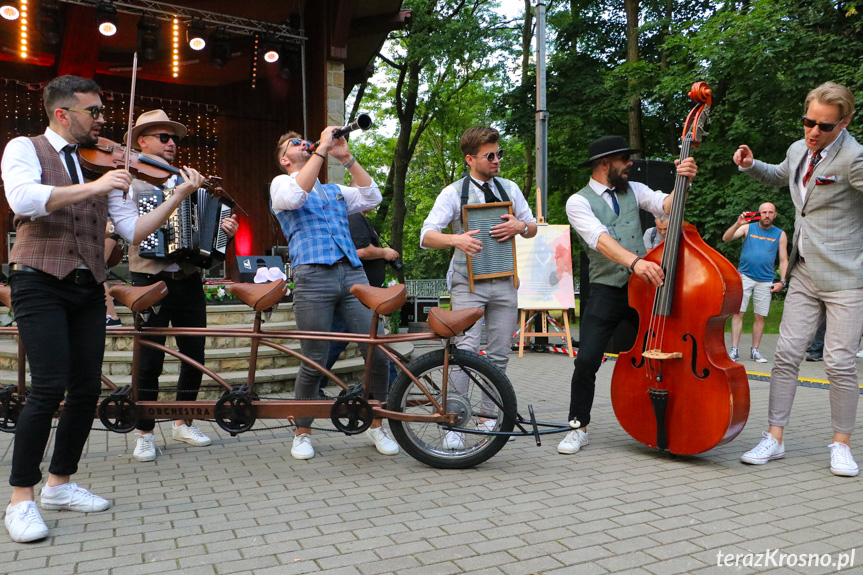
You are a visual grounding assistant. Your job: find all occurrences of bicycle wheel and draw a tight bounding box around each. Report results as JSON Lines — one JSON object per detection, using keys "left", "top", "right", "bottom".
{"left": 389, "top": 348, "right": 517, "bottom": 469}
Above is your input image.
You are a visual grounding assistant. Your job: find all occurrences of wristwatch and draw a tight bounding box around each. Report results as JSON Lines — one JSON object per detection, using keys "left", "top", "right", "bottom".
{"left": 343, "top": 156, "right": 356, "bottom": 169}
{"left": 521, "top": 222, "right": 529, "bottom": 237}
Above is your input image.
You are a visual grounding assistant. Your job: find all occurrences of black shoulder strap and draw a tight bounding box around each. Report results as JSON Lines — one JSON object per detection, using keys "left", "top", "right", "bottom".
{"left": 460, "top": 177, "right": 510, "bottom": 206}
{"left": 492, "top": 178, "right": 510, "bottom": 202}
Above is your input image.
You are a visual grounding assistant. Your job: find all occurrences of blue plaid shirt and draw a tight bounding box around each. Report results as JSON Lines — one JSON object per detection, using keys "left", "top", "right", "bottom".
{"left": 270, "top": 174, "right": 381, "bottom": 266}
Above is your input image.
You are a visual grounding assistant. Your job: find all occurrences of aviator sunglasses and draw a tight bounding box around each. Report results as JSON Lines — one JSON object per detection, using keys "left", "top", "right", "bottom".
{"left": 142, "top": 133, "right": 182, "bottom": 145}
{"left": 801, "top": 115, "right": 847, "bottom": 132}
{"left": 471, "top": 149, "right": 505, "bottom": 162}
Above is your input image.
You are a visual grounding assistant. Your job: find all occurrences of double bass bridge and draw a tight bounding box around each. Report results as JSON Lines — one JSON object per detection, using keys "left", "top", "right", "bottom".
{"left": 641, "top": 350, "right": 683, "bottom": 360}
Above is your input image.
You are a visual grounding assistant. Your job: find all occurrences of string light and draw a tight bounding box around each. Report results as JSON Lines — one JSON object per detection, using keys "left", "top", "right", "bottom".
{"left": 19, "top": 0, "right": 28, "bottom": 59}
{"left": 172, "top": 17, "right": 179, "bottom": 78}
{"left": 250, "top": 33, "right": 259, "bottom": 89}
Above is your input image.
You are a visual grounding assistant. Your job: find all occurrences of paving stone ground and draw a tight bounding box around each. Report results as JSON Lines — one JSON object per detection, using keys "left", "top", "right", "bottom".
{"left": 1, "top": 334, "right": 862, "bottom": 574}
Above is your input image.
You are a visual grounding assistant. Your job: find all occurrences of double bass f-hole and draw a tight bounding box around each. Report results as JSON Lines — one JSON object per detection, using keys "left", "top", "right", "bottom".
{"left": 682, "top": 334, "right": 709, "bottom": 380}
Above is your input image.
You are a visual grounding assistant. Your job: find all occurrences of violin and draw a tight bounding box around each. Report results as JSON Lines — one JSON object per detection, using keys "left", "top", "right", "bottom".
{"left": 609, "top": 82, "right": 750, "bottom": 455}
{"left": 78, "top": 137, "right": 223, "bottom": 190}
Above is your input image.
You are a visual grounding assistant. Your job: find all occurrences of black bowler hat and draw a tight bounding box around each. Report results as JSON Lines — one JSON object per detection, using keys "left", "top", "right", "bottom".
{"left": 579, "top": 135, "right": 641, "bottom": 167}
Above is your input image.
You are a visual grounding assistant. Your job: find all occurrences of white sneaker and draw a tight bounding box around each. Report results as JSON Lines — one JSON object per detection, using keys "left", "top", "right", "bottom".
{"left": 750, "top": 348, "right": 768, "bottom": 363}
{"left": 4, "top": 501, "right": 48, "bottom": 542}
{"left": 442, "top": 431, "right": 464, "bottom": 450}
{"left": 40, "top": 483, "right": 110, "bottom": 512}
{"left": 172, "top": 422, "right": 212, "bottom": 446}
{"left": 741, "top": 431, "right": 785, "bottom": 464}
{"left": 829, "top": 442, "right": 859, "bottom": 477}
{"left": 477, "top": 419, "right": 513, "bottom": 441}
{"left": 133, "top": 433, "right": 157, "bottom": 462}
{"left": 856, "top": 349, "right": 863, "bottom": 359}
{"left": 366, "top": 426, "right": 399, "bottom": 456}
{"left": 557, "top": 429, "right": 588, "bottom": 454}
{"left": 729, "top": 347, "right": 739, "bottom": 361}
{"left": 291, "top": 433, "right": 315, "bottom": 460}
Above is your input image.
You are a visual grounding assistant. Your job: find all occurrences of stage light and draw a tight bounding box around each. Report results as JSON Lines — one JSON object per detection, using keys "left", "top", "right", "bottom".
{"left": 0, "top": 3, "right": 19, "bottom": 21}
{"left": 96, "top": 1, "right": 117, "bottom": 36}
{"left": 186, "top": 19, "right": 205, "bottom": 51}
{"left": 36, "top": 4, "right": 62, "bottom": 45}
{"left": 171, "top": 17, "right": 179, "bottom": 78}
{"left": 137, "top": 15, "right": 161, "bottom": 61}
{"left": 18, "top": 0, "right": 26, "bottom": 58}
{"left": 208, "top": 27, "right": 231, "bottom": 69}
{"left": 262, "top": 39, "right": 279, "bottom": 63}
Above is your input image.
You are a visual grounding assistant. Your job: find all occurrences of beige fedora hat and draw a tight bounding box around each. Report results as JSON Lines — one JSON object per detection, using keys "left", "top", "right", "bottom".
{"left": 124, "top": 109, "right": 188, "bottom": 150}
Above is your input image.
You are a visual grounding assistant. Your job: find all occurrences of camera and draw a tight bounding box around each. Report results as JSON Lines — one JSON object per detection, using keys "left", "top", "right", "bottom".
{"left": 388, "top": 258, "right": 404, "bottom": 271}
{"left": 743, "top": 211, "right": 761, "bottom": 222}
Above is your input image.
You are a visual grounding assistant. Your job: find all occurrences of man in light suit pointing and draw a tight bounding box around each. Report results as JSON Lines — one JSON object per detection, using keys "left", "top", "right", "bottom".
{"left": 734, "top": 82, "right": 863, "bottom": 477}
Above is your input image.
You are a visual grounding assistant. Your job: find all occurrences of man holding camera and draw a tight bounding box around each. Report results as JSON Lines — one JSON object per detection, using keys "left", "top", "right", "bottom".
{"left": 722, "top": 202, "right": 788, "bottom": 363}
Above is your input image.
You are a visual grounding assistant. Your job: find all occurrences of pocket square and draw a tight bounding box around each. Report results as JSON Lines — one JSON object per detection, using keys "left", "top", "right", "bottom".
{"left": 815, "top": 175, "right": 837, "bottom": 185}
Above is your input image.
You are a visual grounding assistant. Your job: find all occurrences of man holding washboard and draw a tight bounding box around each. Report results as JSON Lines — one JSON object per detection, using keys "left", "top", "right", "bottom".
{"left": 420, "top": 126, "right": 537, "bottom": 449}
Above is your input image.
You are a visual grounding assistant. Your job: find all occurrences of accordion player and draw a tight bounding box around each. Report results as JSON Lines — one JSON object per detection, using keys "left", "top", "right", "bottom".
{"left": 137, "top": 186, "right": 233, "bottom": 269}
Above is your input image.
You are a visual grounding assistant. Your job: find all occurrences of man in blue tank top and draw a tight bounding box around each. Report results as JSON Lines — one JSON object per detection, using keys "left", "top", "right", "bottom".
{"left": 721, "top": 202, "right": 788, "bottom": 363}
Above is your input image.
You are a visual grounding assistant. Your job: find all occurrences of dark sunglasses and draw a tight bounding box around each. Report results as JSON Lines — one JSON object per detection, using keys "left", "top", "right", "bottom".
{"left": 471, "top": 149, "right": 504, "bottom": 162}
{"left": 61, "top": 106, "right": 105, "bottom": 120}
{"left": 143, "top": 133, "right": 182, "bottom": 145}
{"left": 801, "top": 115, "right": 846, "bottom": 132}
{"left": 288, "top": 138, "right": 312, "bottom": 147}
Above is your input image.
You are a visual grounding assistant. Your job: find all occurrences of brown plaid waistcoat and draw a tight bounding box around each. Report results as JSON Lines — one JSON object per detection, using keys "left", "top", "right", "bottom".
{"left": 11, "top": 135, "right": 108, "bottom": 283}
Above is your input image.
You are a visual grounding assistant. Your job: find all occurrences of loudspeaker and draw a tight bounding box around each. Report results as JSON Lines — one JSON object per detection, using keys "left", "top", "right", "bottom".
{"left": 236, "top": 255, "right": 284, "bottom": 283}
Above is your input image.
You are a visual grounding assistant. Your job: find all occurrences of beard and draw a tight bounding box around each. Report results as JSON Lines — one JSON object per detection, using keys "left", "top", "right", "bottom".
{"left": 69, "top": 116, "right": 98, "bottom": 146}
{"left": 608, "top": 165, "right": 629, "bottom": 195}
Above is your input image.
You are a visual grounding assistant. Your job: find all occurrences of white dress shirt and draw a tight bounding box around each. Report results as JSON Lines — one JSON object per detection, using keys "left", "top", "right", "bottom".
{"left": 270, "top": 172, "right": 381, "bottom": 215}
{"left": 565, "top": 179, "right": 668, "bottom": 250}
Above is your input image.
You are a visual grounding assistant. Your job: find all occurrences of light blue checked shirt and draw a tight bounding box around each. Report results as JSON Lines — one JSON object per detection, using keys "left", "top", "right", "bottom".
{"left": 270, "top": 173, "right": 381, "bottom": 266}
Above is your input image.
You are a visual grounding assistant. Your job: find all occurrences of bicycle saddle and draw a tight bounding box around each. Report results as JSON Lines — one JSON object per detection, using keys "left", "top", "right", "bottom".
{"left": 427, "top": 306, "right": 484, "bottom": 338}
{"left": 108, "top": 282, "right": 168, "bottom": 312}
{"left": 350, "top": 283, "right": 406, "bottom": 315}
{"left": 228, "top": 279, "right": 289, "bottom": 311}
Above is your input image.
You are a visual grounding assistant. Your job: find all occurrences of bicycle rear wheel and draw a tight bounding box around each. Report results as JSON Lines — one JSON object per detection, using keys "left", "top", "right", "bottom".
{"left": 389, "top": 348, "right": 516, "bottom": 469}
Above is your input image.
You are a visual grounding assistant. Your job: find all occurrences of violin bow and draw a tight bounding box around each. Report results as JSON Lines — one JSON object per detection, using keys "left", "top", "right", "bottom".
{"left": 123, "top": 52, "right": 139, "bottom": 201}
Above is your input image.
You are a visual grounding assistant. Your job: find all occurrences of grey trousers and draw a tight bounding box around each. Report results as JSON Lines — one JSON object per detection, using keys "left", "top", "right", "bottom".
{"left": 768, "top": 262, "right": 863, "bottom": 434}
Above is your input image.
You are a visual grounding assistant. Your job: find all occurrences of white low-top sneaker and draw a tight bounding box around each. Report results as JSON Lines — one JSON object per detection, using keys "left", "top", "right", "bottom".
{"left": 442, "top": 431, "right": 464, "bottom": 450}
{"left": 133, "top": 433, "right": 157, "bottom": 462}
{"left": 40, "top": 483, "right": 110, "bottom": 512}
{"left": 5, "top": 501, "right": 48, "bottom": 543}
{"left": 366, "top": 426, "right": 399, "bottom": 455}
{"left": 291, "top": 433, "right": 315, "bottom": 460}
{"left": 557, "top": 429, "right": 588, "bottom": 454}
{"left": 172, "top": 422, "right": 212, "bottom": 446}
{"left": 829, "top": 442, "right": 859, "bottom": 477}
{"left": 741, "top": 431, "right": 785, "bottom": 464}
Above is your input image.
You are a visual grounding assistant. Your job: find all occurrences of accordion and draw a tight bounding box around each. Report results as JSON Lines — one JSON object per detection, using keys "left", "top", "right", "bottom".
{"left": 138, "top": 187, "right": 233, "bottom": 268}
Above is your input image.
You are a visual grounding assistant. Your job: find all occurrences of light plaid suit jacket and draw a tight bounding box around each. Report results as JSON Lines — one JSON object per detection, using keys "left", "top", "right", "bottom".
{"left": 746, "top": 130, "right": 863, "bottom": 292}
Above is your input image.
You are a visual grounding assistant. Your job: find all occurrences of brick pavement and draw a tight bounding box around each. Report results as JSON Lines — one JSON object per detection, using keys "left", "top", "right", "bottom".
{"left": 1, "top": 336, "right": 862, "bottom": 574}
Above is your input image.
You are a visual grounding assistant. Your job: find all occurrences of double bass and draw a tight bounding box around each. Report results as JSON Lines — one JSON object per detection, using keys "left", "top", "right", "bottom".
{"left": 610, "top": 82, "right": 750, "bottom": 455}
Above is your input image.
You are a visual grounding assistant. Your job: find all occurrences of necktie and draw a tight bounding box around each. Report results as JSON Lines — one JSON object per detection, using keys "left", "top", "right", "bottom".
{"left": 62, "top": 144, "right": 80, "bottom": 185}
{"left": 606, "top": 189, "right": 620, "bottom": 215}
{"left": 480, "top": 182, "right": 498, "bottom": 203}
{"left": 802, "top": 151, "right": 822, "bottom": 187}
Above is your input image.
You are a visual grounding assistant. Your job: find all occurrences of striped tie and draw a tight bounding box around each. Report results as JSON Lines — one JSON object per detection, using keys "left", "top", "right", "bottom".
{"left": 802, "top": 151, "right": 822, "bottom": 187}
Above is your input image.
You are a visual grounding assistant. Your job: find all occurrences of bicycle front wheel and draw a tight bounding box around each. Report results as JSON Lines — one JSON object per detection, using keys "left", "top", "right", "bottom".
{"left": 389, "top": 348, "right": 516, "bottom": 469}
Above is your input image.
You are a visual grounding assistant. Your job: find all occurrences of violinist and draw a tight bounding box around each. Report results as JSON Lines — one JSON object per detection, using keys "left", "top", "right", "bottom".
{"left": 735, "top": 82, "right": 863, "bottom": 477}
{"left": 108, "top": 110, "right": 238, "bottom": 463}
{"left": 0, "top": 76, "right": 191, "bottom": 544}
{"left": 560, "top": 135, "right": 697, "bottom": 456}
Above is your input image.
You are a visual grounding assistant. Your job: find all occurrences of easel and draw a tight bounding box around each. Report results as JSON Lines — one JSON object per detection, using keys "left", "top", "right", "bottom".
{"left": 514, "top": 193, "right": 575, "bottom": 358}
{"left": 517, "top": 309, "right": 573, "bottom": 358}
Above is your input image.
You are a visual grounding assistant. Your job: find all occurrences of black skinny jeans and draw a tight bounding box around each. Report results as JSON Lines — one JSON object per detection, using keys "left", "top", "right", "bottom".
{"left": 131, "top": 272, "right": 207, "bottom": 431}
{"left": 9, "top": 270, "right": 106, "bottom": 487}
{"left": 568, "top": 283, "right": 639, "bottom": 427}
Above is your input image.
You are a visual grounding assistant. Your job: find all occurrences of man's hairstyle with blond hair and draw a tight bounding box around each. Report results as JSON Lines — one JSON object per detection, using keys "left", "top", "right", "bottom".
{"left": 275, "top": 131, "right": 302, "bottom": 174}
{"left": 460, "top": 126, "right": 500, "bottom": 157}
{"left": 805, "top": 82, "right": 856, "bottom": 120}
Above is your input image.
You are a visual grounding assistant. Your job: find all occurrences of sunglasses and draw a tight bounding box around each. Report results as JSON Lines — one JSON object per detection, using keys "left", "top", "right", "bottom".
{"left": 142, "top": 133, "right": 182, "bottom": 145}
{"left": 288, "top": 138, "right": 312, "bottom": 147}
{"left": 61, "top": 106, "right": 105, "bottom": 120}
{"left": 801, "top": 115, "right": 846, "bottom": 132}
{"left": 471, "top": 149, "right": 504, "bottom": 162}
